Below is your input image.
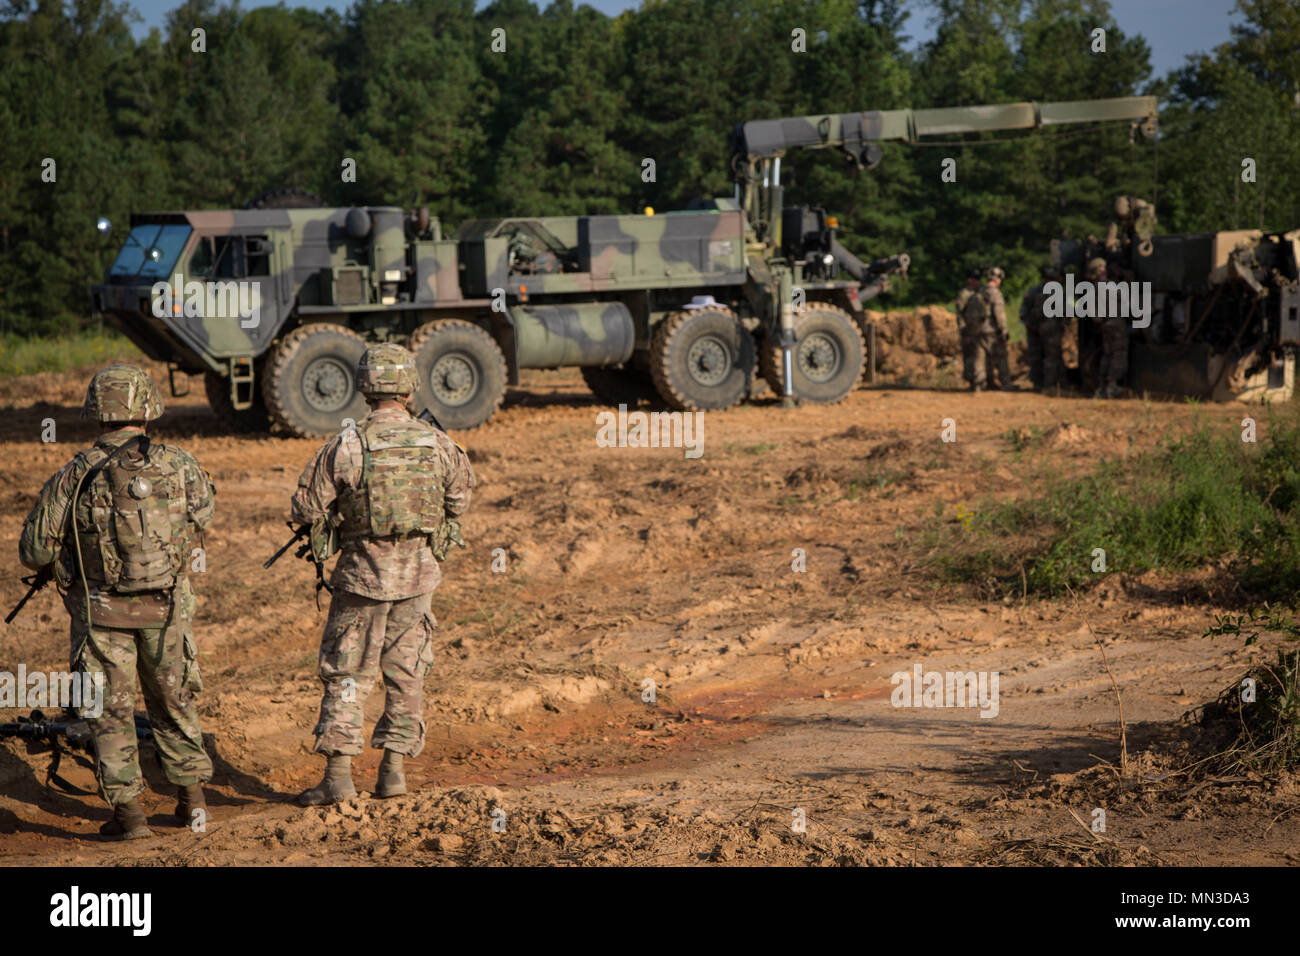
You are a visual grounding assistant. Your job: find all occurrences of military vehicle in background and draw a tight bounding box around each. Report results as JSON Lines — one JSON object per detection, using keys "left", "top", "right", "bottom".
{"left": 91, "top": 97, "right": 1158, "bottom": 436}
{"left": 1054, "top": 197, "right": 1300, "bottom": 402}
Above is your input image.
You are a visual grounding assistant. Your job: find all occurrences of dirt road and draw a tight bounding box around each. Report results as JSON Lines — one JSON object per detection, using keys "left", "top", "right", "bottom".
{"left": 2, "top": 360, "right": 1296, "bottom": 866}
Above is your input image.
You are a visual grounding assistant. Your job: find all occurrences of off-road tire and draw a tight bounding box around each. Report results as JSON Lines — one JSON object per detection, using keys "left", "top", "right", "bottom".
{"left": 262, "top": 324, "right": 369, "bottom": 437}
{"left": 650, "top": 306, "right": 754, "bottom": 410}
{"left": 409, "top": 319, "right": 507, "bottom": 430}
{"left": 580, "top": 364, "right": 659, "bottom": 408}
{"left": 759, "top": 304, "right": 864, "bottom": 404}
{"left": 242, "top": 188, "right": 325, "bottom": 210}
{"left": 204, "top": 370, "right": 271, "bottom": 433}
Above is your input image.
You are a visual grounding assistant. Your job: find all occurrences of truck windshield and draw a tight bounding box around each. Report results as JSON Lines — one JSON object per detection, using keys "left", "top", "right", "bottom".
{"left": 109, "top": 224, "right": 192, "bottom": 281}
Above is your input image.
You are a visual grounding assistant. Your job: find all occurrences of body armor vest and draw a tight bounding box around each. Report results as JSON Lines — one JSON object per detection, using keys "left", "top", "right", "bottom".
{"left": 337, "top": 417, "right": 447, "bottom": 548}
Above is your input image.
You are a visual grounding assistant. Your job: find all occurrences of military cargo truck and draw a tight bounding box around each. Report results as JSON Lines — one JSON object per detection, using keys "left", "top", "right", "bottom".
{"left": 1053, "top": 198, "right": 1300, "bottom": 402}
{"left": 91, "top": 96, "right": 1158, "bottom": 436}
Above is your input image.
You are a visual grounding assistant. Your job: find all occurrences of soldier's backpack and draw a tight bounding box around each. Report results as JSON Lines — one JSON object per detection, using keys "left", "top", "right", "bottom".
{"left": 337, "top": 418, "right": 448, "bottom": 548}
{"left": 72, "top": 438, "right": 190, "bottom": 593}
{"left": 960, "top": 288, "right": 990, "bottom": 332}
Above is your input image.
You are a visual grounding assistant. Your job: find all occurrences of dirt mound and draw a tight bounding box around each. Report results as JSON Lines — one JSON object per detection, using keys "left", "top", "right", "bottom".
{"left": 255, "top": 785, "right": 896, "bottom": 866}
{"left": 868, "top": 307, "right": 1029, "bottom": 383}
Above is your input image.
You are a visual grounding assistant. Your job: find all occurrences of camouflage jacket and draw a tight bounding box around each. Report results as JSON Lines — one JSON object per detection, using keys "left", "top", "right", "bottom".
{"left": 291, "top": 406, "right": 475, "bottom": 601}
{"left": 983, "top": 286, "right": 1008, "bottom": 335}
{"left": 1020, "top": 283, "right": 1044, "bottom": 329}
{"left": 19, "top": 427, "right": 215, "bottom": 625}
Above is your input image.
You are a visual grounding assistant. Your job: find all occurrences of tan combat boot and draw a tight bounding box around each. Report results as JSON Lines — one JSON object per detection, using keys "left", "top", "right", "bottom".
{"left": 99, "top": 799, "right": 152, "bottom": 840}
{"left": 375, "top": 749, "right": 406, "bottom": 798}
{"left": 296, "top": 754, "right": 357, "bottom": 806}
{"left": 175, "top": 784, "right": 208, "bottom": 827}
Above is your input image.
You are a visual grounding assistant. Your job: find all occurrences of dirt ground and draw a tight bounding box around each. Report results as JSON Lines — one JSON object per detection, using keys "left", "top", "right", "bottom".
{"left": 2, "top": 328, "right": 1298, "bottom": 867}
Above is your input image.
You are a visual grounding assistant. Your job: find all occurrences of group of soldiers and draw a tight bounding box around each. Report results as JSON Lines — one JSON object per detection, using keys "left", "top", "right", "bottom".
{"left": 958, "top": 256, "right": 1129, "bottom": 399}
{"left": 17, "top": 343, "right": 474, "bottom": 839}
{"left": 955, "top": 266, "right": 1012, "bottom": 391}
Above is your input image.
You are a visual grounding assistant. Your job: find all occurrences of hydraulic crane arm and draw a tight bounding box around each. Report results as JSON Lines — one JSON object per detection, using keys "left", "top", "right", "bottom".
{"left": 730, "top": 96, "right": 1159, "bottom": 173}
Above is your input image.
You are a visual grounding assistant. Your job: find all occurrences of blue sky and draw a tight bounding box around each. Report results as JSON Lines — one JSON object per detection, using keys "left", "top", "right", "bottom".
{"left": 122, "top": 0, "right": 1242, "bottom": 79}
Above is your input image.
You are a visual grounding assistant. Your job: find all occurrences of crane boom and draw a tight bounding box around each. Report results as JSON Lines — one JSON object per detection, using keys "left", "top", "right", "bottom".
{"left": 731, "top": 96, "right": 1159, "bottom": 171}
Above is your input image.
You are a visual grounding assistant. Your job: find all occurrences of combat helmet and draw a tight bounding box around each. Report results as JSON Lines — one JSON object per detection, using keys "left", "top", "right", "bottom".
{"left": 986, "top": 266, "right": 1005, "bottom": 281}
{"left": 357, "top": 343, "right": 417, "bottom": 396}
{"left": 81, "top": 364, "right": 163, "bottom": 423}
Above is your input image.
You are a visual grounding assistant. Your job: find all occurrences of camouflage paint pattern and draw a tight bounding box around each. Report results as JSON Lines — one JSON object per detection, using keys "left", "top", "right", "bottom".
{"left": 513, "top": 302, "right": 635, "bottom": 368}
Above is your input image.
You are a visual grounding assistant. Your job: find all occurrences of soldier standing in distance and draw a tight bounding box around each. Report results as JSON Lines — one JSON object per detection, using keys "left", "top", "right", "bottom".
{"left": 19, "top": 365, "right": 216, "bottom": 839}
{"left": 1023, "top": 265, "right": 1065, "bottom": 391}
{"left": 291, "top": 343, "right": 475, "bottom": 805}
{"left": 1020, "top": 270, "right": 1046, "bottom": 390}
{"left": 1038, "top": 265, "right": 1066, "bottom": 390}
{"left": 955, "top": 267, "right": 984, "bottom": 390}
{"left": 1088, "top": 257, "right": 1129, "bottom": 398}
{"left": 982, "top": 267, "right": 1013, "bottom": 390}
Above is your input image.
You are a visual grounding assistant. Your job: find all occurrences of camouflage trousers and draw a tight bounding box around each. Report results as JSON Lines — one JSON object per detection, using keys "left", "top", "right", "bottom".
{"left": 1099, "top": 318, "right": 1129, "bottom": 392}
{"left": 70, "top": 592, "right": 212, "bottom": 807}
{"left": 311, "top": 589, "right": 436, "bottom": 757}
{"left": 1026, "top": 319, "right": 1065, "bottom": 388}
{"left": 964, "top": 327, "right": 1010, "bottom": 388}
{"left": 960, "top": 331, "right": 976, "bottom": 385}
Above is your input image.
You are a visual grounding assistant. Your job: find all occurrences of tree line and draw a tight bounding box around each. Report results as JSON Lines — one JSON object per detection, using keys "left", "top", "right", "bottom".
{"left": 1, "top": 0, "right": 1297, "bottom": 336}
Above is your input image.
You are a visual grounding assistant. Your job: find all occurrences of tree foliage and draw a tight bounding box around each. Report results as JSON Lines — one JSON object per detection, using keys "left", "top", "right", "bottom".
{"left": 0, "top": 0, "right": 1297, "bottom": 334}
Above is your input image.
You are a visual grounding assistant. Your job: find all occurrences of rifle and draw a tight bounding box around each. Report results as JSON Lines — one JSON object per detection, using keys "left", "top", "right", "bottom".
{"left": 263, "top": 522, "right": 311, "bottom": 570}
{"left": 264, "top": 521, "right": 333, "bottom": 609}
{"left": 0, "top": 708, "right": 153, "bottom": 795}
{"left": 416, "top": 406, "right": 446, "bottom": 431}
{"left": 4, "top": 568, "right": 52, "bottom": 625}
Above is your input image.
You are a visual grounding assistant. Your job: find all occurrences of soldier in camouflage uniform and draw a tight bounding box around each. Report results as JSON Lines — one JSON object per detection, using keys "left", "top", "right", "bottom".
{"left": 982, "top": 267, "right": 1013, "bottom": 390}
{"left": 291, "top": 343, "right": 475, "bottom": 805}
{"left": 955, "top": 268, "right": 984, "bottom": 390}
{"left": 1022, "top": 265, "right": 1064, "bottom": 390}
{"left": 19, "top": 365, "right": 216, "bottom": 840}
{"left": 1021, "top": 272, "right": 1046, "bottom": 390}
{"left": 1087, "top": 257, "right": 1129, "bottom": 398}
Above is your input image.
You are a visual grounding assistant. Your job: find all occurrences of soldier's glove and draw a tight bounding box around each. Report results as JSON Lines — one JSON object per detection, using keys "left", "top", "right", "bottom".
{"left": 432, "top": 520, "right": 465, "bottom": 562}
{"left": 309, "top": 516, "right": 339, "bottom": 564}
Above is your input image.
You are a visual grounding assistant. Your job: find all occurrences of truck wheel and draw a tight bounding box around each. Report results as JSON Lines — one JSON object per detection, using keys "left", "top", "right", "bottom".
{"left": 262, "top": 324, "right": 369, "bottom": 437}
{"left": 581, "top": 364, "right": 659, "bottom": 407}
{"left": 204, "top": 370, "right": 270, "bottom": 433}
{"left": 759, "top": 304, "right": 864, "bottom": 403}
{"left": 409, "top": 319, "right": 507, "bottom": 429}
{"left": 650, "top": 306, "right": 754, "bottom": 410}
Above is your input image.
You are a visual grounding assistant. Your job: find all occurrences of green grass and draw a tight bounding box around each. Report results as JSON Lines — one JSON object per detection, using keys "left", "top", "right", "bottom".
{"left": 925, "top": 410, "right": 1300, "bottom": 599}
{"left": 0, "top": 331, "right": 142, "bottom": 377}
{"left": 1203, "top": 606, "right": 1300, "bottom": 773}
